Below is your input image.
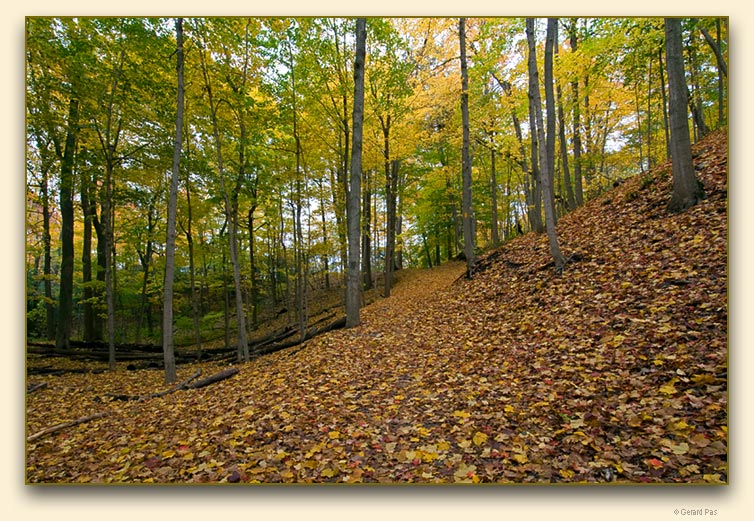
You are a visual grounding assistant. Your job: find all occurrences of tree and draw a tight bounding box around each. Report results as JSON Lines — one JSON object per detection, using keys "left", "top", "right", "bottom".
{"left": 196, "top": 19, "right": 251, "bottom": 362}
{"left": 346, "top": 18, "right": 366, "bottom": 328}
{"left": 665, "top": 18, "right": 704, "bottom": 213}
{"left": 459, "top": 18, "right": 475, "bottom": 275}
{"left": 161, "top": 18, "right": 184, "bottom": 384}
{"left": 527, "top": 18, "right": 565, "bottom": 271}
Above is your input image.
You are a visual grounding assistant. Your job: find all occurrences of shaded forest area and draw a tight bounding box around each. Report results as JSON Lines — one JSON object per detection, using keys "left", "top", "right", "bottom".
{"left": 26, "top": 129, "right": 727, "bottom": 483}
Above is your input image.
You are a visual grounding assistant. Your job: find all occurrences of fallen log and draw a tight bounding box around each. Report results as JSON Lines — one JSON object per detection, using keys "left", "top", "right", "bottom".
{"left": 186, "top": 367, "right": 239, "bottom": 389}
{"left": 27, "top": 382, "right": 48, "bottom": 394}
{"left": 27, "top": 411, "right": 109, "bottom": 443}
{"left": 103, "top": 369, "right": 203, "bottom": 401}
{"left": 256, "top": 316, "right": 346, "bottom": 356}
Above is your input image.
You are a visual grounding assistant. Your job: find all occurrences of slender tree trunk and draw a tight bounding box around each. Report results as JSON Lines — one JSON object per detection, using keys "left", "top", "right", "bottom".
{"left": 544, "top": 18, "right": 558, "bottom": 226}
{"left": 665, "top": 18, "right": 705, "bottom": 213}
{"left": 186, "top": 181, "right": 203, "bottom": 359}
{"left": 490, "top": 147, "right": 500, "bottom": 246}
{"left": 555, "top": 32, "right": 575, "bottom": 211}
{"left": 136, "top": 209, "right": 154, "bottom": 344}
{"left": 346, "top": 18, "right": 366, "bottom": 328}
{"left": 459, "top": 18, "right": 476, "bottom": 275}
{"left": 698, "top": 19, "right": 727, "bottom": 77}
{"left": 686, "top": 41, "right": 709, "bottom": 140}
{"left": 715, "top": 19, "right": 726, "bottom": 126}
{"left": 648, "top": 57, "right": 654, "bottom": 169}
{"left": 41, "top": 166, "right": 55, "bottom": 340}
{"left": 658, "top": 48, "right": 671, "bottom": 160}
{"left": 361, "top": 169, "right": 372, "bottom": 290}
{"left": 248, "top": 206, "right": 258, "bottom": 327}
{"left": 198, "top": 28, "right": 249, "bottom": 362}
{"left": 161, "top": 17, "right": 184, "bottom": 384}
{"left": 634, "top": 81, "right": 645, "bottom": 173}
{"left": 528, "top": 18, "right": 565, "bottom": 271}
{"left": 527, "top": 83, "right": 544, "bottom": 233}
{"left": 54, "top": 98, "right": 78, "bottom": 352}
{"left": 569, "top": 19, "right": 584, "bottom": 206}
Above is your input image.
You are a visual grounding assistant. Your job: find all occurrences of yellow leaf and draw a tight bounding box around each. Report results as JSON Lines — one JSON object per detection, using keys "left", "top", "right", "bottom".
{"left": 162, "top": 450, "right": 176, "bottom": 459}
{"left": 559, "top": 469, "right": 575, "bottom": 479}
{"left": 504, "top": 405, "right": 515, "bottom": 414}
{"left": 703, "top": 473, "right": 725, "bottom": 484}
{"left": 328, "top": 430, "right": 341, "bottom": 439}
{"left": 659, "top": 379, "right": 678, "bottom": 395}
{"left": 472, "top": 431, "right": 488, "bottom": 446}
{"left": 671, "top": 442, "right": 690, "bottom": 455}
{"left": 691, "top": 374, "right": 716, "bottom": 385}
{"left": 453, "top": 410, "right": 471, "bottom": 419}
{"left": 320, "top": 468, "right": 338, "bottom": 478}
{"left": 512, "top": 453, "right": 528, "bottom": 465}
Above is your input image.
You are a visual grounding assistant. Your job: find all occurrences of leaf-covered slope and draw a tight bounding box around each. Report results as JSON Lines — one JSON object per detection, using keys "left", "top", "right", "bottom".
{"left": 26, "top": 130, "right": 727, "bottom": 484}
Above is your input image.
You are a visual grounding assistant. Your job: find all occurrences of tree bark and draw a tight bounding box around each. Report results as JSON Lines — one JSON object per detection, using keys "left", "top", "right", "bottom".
{"left": 27, "top": 412, "right": 109, "bottom": 443}
{"left": 346, "top": 18, "right": 366, "bottom": 328}
{"left": 459, "top": 18, "right": 476, "bottom": 276}
{"left": 54, "top": 97, "right": 79, "bottom": 352}
{"left": 569, "top": 19, "right": 584, "bottom": 207}
{"left": 161, "top": 17, "right": 184, "bottom": 384}
{"left": 544, "top": 18, "right": 558, "bottom": 226}
{"left": 528, "top": 18, "right": 565, "bottom": 271}
{"left": 198, "top": 25, "right": 250, "bottom": 362}
{"left": 665, "top": 18, "right": 705, "bottom": 213}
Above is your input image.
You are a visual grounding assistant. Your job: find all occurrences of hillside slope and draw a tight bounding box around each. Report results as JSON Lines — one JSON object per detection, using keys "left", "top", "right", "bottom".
{"left": 26, "top": 130, "right": 727, "bottom": 484}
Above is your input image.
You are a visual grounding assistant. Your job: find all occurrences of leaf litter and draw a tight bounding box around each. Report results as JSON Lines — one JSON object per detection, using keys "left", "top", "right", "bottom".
{"left": 26, "top": 130, "right": 727, "bottom": 484}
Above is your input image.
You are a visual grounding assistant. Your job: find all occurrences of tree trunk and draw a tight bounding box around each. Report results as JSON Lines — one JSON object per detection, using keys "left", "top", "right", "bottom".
{"left": 665, "top": 18, "right": 705, "bottom": 213}
{"left": 569, "top": 19, "right": 585, "bottom": 207}
{"left": 459, "top": 18, "right": 476, "bottom": 276}
{"left": 384, "top": 148, "right": 398, "bottom": 297}
{"left": 544, "top": 18, "right": 558, "bottom": 227}
{"left": 185, "top": 171, "right": 203, "bottom": 359}
{"left": 490, "top": 147, "right": 500, "bottom": 246}
{"left": 161, "top": 17, "right": 184, "bottom": 384}
{"left": 658, "top": 48, "right": 671, "bottom": 160}
{"left": 361, "top": 169, "right": 372, "bottom": 290}
{"left": 527, "top": 81, "right": 544, "bottom": 233}
{"left": 528, "top": 18, "right": 565, "bottom": 271}
{"left": 54, "top": 97, "right": 79, "bottom": 352}
{"left": 41, "top": 165, "right": 55, "bottom": 340}
{"left": 555, "top": 29, "right": 576, "bottom": 212}
{"left": 198, "top": 28, "right": 250, "bottom": 362}
{"left": 346, "top": 18, "right": 366, "bottom": 328}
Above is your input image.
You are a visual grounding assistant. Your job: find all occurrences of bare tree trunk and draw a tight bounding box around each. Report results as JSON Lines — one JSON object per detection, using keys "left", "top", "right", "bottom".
{"left": 490, "top": 147, "right": 500, "bottom": 246}
{"left": 658, "top": 48, "right": 671, "bottom": 160}
{"left": 459, "top": 18, "right": 476, "bottom": 276}
{"left": 665, "top": 18, "right": 705, "bottom": 213}
{"left": 544, "top": 18, "right": 558, "bottom": 226}
{"left": 569, "top": 19, "right": 584, "bottom": 207}
{"left": 361, "top": 169, "right": 372, "bottom": 290}
{"left": 528, "top": 18, "right": 565, "bottom": 271}
{"left": 161, "top": 17, "right": 184, "bottom": 384}
{"left": 554, "top": 27, "right": 575, "bottom": 212}
{"left": 54, "top": 98, "right": 78, "bottom": 352}
{"left": 346, "top": 18, "right": 366, "bottom": 328}
{"left": 198, "top": 26, "right": 249, "bottom": 362}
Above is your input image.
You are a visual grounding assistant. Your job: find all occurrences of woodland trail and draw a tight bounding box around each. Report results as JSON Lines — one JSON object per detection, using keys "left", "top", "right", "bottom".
{"left": 26, "top": 131, "right": 727, "bottom": 484}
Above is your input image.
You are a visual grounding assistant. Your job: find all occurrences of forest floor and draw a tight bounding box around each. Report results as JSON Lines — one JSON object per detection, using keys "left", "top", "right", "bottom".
{"left": 25, "top": 130, "right": 728, "bottom": 484}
